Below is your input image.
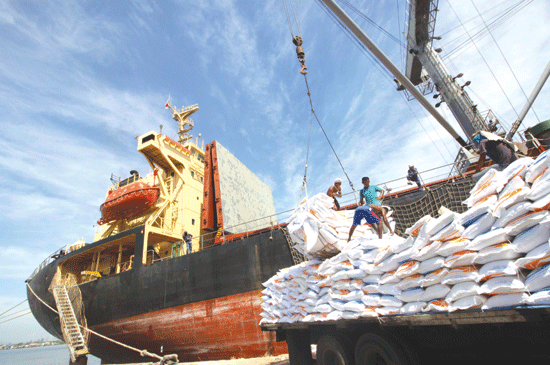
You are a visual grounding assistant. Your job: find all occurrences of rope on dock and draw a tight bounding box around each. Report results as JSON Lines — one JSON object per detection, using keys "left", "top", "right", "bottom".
{"left": 26, "top": 283, "right": 178, "bottom": 364}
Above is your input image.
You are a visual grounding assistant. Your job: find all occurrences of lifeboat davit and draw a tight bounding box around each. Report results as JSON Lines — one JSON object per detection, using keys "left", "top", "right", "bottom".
{"left": 98, "top": 182, "right": 160, "bottom": 225}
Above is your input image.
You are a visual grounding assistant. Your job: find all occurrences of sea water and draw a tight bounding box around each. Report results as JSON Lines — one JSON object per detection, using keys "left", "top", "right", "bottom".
{"left": 0, "top": 345, "right": 101, "bottom": 365}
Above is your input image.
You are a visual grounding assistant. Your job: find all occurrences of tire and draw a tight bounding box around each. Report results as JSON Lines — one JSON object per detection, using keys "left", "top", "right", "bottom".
{"left": 316, "top": 334, "right": 354, "bottom": 365}
{"left": 354, "top": 333, "right": 414, "bottom": 365}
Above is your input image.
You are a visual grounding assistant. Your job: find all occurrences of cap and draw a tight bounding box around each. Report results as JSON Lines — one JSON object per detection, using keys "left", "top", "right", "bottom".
{"left": 335, "top": 178, "right": 342, "bottom": 184}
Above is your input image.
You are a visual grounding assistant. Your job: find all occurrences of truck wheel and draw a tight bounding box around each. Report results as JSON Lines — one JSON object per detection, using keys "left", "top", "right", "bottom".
{"left": 317, "top": 334, "right": 354, "bottom": 365}
{"left": 286, "top": 330, "right": 313, "bottom": 365}
{"left": 355, "top": 333, "right": 413, "bottom": 365}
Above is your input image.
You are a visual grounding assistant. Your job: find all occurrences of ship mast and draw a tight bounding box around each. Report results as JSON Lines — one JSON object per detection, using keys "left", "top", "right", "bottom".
{"left": 165, "top": 98, "right": 199, "bottom": 146}
{"left": 404, "top": 0, "right": 486, "bottom": 145}
{"left": 319, "top": 0, "right": 468, "bottom": 147}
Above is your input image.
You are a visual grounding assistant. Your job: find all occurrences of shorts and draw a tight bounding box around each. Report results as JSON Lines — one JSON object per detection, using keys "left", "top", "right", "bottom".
{"left": 352, "top": 205, "right": 380, "bottom": 226}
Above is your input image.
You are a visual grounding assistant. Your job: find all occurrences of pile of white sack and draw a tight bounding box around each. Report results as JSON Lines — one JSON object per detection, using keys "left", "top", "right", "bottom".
{"left": 286, "top": 193, "right": 396, "bottom": 259}
{"left": 261, "top": 152, "right": 550, "bottom": 324}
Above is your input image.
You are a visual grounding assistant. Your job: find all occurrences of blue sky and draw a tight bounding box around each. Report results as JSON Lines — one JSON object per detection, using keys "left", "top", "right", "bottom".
{"left": 1, "top": 0, "right": 549, "bottom": 344}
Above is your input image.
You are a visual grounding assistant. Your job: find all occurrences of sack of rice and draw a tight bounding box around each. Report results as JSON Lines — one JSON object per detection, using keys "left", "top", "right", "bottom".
{"left": 492, "top": 201, "right": 532, "bottom": 229}
{"left": 395, "top": 274, "right": 424, "bottom": 291}
{"left": 499, "top": 157, "right": 533, "bottom": 183}
{"left": 436, "top": 238, "right": 470, "bottom": 257}
{"left": 441, "top": 265, "right": 479, "bottom": 285}
{"left": 525, "top": 264, "right": 550, "bottom": 292}
{"left": 515, "top": 241, "right": 550, "bottom": 270}
{"left": 401, "top": 301, "right": 427, "bottom": 314}
{"left": 460, "top": 195, "right": 497, "bottom": 226}
{"left": 524, "top": 287, "right": 550, "bottom": 306}
{"left": 474, "top": 243, "right": 521, "bottom": 265}
{"left": 481, "top": 292, "right": 529, "bottom": 310}
{"left": 466, "top": 228, "right": 511, "bottom": 251}
{"left": 527, "top": 170, "right": 550, "bottom": 201}
{"left": 525, "top": 149, "right": 550, "bottom": 184}
{"left": 504, "top": 210, "right": 549, "bottom": 236}
{"left": 479, "top": 276, "right": 526, "bottom": 295}
{"left": 413, "top": 241, "right": 442, "bottom": 261}
{"left": 445, "top": 250, "right": 478, "bottom": 268}
{"left": 419, "top": 284, "right": 451, "bottom": 302}
{"left": 426, "top": 211, "right": 460, "bottom": 237}
{"left": 445, "top": 281, "right": 481, "bottom": 303}
{"left": 423, "top": 299, "right": 451, "bottom": 312}
{"left": 493, "top": 186, "right": 531, "bottom": 219}
{"left": 477, "top": 260, "right": 519, "bottom": 282}
{"left": 405, "top": 215, "right": 432, "bottom": 236}
{"left": 397, "top": 287, "right": 425, "bottom": 303}
{"left": 449, "top": 295, "right": 487, "bottom": 312}
{"left": 465, "top": 169, "right": 505, "bottom": 207}
{"left": 510, "top": 221, "right": 550, "bottom": 253}
{"left": 422, "top": 267, "right": 449, "bottom": 287}
{"left": 418, "top": 256, "right": 446, "bottom": 275}
{"left": 461, "top": 212, "right": 497, "bottom": 239}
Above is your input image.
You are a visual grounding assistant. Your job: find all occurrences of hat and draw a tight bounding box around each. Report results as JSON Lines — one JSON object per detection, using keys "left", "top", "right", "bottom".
{"left": 335, "top": 178, "right": 342, "bottom": 184}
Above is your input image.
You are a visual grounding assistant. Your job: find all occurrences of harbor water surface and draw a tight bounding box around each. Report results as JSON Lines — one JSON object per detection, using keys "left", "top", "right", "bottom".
{"left": 0, "top": 345, "right": 101, "bottom": 365}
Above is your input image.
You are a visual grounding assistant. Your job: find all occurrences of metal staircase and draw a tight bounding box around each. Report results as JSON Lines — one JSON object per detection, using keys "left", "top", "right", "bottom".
{"left": 52, "top": 285, "right": 89, "bottom": 362}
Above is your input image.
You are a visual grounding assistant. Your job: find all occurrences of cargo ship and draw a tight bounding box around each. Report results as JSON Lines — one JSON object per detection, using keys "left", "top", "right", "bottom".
{"left": 26, "top": 1, "right": 549, "bottom": 364}
{"left": 25, "top": 102, "right": 303, "bottom": 364}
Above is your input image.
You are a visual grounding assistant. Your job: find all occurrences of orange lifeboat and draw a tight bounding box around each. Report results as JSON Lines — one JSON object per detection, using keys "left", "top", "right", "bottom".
{"left": 98, "top": 182, "right": 160, "bottom": 225}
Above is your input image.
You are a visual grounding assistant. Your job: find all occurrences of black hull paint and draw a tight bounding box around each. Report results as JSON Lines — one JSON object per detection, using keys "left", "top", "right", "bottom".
{"left": 27, "top": 226, "right": 295, "bottom": 362}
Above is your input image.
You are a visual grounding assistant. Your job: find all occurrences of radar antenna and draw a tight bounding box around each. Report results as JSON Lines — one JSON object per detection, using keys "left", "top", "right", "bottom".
{"left": 165, "top": 97, "right": 199, "bottom": 146}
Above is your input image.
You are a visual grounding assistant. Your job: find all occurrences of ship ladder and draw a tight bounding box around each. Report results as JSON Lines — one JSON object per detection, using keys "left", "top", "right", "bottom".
{"left": 51, "top": 285, "right": 89, "bottom": 362}
{"left": 281, "top": 226, "right": 307, "bottom": 266}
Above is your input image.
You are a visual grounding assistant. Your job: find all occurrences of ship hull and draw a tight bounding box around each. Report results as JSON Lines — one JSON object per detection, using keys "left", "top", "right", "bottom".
{"left": 27, "top": 226, "right": 294, "bottom": 363}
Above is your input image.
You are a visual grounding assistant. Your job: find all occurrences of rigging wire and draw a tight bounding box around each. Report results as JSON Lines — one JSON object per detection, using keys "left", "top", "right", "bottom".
{"left": 0, "top": 311, "right": 31, "bottom": 325}
{"left": 338, "top": 0, "right": 405, "bottom": 48}
{"left": 447, "top": 0, "right": 520, "bottom": 118}
{"left": 439, "top": 0, "right": 523, "bottom": 38}
{"left": 313, "top": 0, "right": 461, "bottom": 177}
{"left": 469, "top": 0, "right": 540, "bottom": 124}
{"left": 0, "top": 299, "right": 27, "bottom": 318}
{"left": 300, "top": 112, "right": 314, "bottom": 201}
{"left": 0, "top": 307, "right": 31, "bottom": 320}
{"left": 442, "top": 0, "right": 532, "bottom": 61}
{"left": 283, "top": 0, "right": 359, "bottom": 200}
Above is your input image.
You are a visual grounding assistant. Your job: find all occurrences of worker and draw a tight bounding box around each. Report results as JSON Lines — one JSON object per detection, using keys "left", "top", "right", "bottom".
{"left": 183, "top": 231, "right": 193, "bottom": 255}
{"left": 327, "top": 178, "right": 343, "bottom": 210}
{"left": 359, "top": 177, "right": 394, "bottom": 236}
{"left": 348, "top": 205, "right": 382, "bottom": 240}
{"left": 473, "top": 132, "right": 518, "bottom": 171}
{"left": 407, "top": 165, "right": 424, "bottom": 190}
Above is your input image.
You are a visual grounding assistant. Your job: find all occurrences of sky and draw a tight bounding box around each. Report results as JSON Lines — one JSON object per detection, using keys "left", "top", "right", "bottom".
{"left": 1, "top": 0, "right": 549, "bottom": 344}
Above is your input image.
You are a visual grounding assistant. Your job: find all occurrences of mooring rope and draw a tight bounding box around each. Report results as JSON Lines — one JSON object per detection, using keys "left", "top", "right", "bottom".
{"left": 26, "top": 283, "right": 167, "bottom": 362}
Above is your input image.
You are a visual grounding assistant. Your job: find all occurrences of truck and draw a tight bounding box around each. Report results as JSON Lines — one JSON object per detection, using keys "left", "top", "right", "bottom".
{"left": 261, "top": 306, "right": 550, "bottom": 364}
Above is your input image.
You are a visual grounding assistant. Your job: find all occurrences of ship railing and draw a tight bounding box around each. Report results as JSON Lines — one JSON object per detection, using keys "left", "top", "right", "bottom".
{"left": 109, "top": 169, "right": 155, "bottom": 191}
{"left": 26, "top": 247, "right": 68, "bottom": 282}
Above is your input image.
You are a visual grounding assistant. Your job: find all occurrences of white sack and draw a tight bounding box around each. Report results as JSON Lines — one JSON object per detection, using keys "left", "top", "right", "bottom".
{"left": 525, "top": 264, "right": 550, "bottom": 292}
{"left": 477, "top": 260, "right": 519, "bottom": 282}
{"left": 481, "top": 293, "right": 529, "bottom": 310}
{"left": 467, "top": 228, "right": 511, "bottom": 251}
{"left": 462, "top": 212, "right": 497, "bottom": 239}
{"left": 479, "top": 276, "right": 526, "bottom": 295}
{"left": 445, "top": 281, "right": 481, "bottom": 303}
{"left": 515, "top": 242, "right": 550, "bottom": 270}
{"left": 510, "top": 221, "right": 550, "bottom": 253}
{"left": 474, "top": 243, "right": 521, "bottom": 265}
{"left": 449, "top": 295, "right": 487, "bottom": 312}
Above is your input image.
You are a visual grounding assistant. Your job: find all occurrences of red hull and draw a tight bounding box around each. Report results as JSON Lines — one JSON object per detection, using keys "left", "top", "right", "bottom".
{"left": 89, "top": 290, "right": 288, "bottom": 363}
{"left": 99, "top": 182, "right": 160, "bottom": 224}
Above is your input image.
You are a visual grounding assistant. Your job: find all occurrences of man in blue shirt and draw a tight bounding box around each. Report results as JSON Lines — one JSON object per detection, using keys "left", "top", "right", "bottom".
{"left": 407, "top": 165, "right": 424, "bottom": 190}
{"left": 359, "top": 177, "right": 394, "bottom": 235}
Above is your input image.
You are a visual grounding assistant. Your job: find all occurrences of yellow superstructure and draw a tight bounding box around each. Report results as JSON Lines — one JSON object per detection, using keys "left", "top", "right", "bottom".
{"left": 93, "top": 103, "right": 205, "bottom": 263}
